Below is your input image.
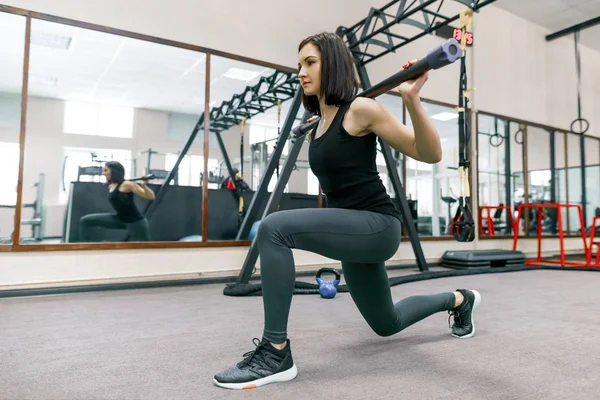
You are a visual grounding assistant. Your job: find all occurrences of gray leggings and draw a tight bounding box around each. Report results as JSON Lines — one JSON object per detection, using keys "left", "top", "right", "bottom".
{"left": 257, "top": 208, "right": 456, "bottom": 343}
{"left": 79, "top": 213, "right": 151, "bottom": 242}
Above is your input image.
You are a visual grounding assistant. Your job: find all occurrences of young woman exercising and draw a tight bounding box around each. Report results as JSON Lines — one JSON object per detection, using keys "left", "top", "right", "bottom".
{"left": 213, "top": 32, "right": 482, "bottom": 390}
{"left": 79, "top": 161, "right": 154, "bottom": 242}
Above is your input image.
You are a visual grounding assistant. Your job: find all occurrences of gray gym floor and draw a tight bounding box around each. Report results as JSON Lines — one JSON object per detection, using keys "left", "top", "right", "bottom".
{"left": 2, "top": 268, "right": 599, "bottom": 400}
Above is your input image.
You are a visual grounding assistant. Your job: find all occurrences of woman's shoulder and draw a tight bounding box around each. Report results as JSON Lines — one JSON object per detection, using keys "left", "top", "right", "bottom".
{"left": 347, "top": 97, "right": 380, "bottom": 119}
{"left": 118, "top": 181, "right": 134, "bottom": 192}
{"left": 345, "top": 97, "right": 381, "bottom": 133}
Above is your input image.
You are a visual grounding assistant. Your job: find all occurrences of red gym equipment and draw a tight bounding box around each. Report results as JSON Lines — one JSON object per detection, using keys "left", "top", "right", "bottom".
{"left": 510, "top": 203, "right": 600, "bottom": 268}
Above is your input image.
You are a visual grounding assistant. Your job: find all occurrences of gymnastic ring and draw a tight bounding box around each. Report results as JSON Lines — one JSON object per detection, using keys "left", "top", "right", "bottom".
{"left": 489, "top": 133, "right": 503, "bottom": 148}
{"left": 514, "top": 129, "right": 524, "bottom": 145}
{"left": 570, "top": 118, "right": 589, "bottom": 135}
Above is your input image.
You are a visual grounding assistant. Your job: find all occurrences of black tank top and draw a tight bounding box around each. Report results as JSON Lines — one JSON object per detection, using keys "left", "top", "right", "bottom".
{"left": 308, "top": 99, "right": 401, "bottom": 220}
{"left": 108, "top": 182, "right": 144, "bottom": 223}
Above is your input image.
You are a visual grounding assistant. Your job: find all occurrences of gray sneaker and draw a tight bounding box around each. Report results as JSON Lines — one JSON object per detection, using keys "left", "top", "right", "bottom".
{"left": 448, "top": 289, "right": 482, "bottom": 339}
{"left": 213, "top": 338, "right": 298, "bottom": 390}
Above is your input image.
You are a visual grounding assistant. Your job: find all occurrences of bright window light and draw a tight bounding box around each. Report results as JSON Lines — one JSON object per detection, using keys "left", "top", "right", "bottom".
{"left": 0, "top": 142, "right": 19, "bottom": 206}
{"left": 29, "top": 74, "right": 59, "bottom": 87}
{"left": 431, "top": 112, "right": 458, "bottom": 121}
{"left": 222, "top": 67, "right": 260, "bottom": 82}
{"left": 64, "top": 100, "right": 134, "bottom": 138}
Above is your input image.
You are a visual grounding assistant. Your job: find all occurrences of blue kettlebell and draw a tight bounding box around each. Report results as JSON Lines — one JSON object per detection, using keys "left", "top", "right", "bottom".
{"left": 316, "top": 268, "right": 340, "bottom": 299}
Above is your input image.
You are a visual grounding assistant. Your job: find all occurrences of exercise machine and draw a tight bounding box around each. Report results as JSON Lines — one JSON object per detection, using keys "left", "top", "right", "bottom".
{"left": 0, "top": 173, "right": 46, "bottom": 243}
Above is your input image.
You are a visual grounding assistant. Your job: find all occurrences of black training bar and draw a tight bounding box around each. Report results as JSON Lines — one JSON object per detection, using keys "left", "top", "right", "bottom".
{"left": 293, "top": 38, "right": 463, "bottom": 136}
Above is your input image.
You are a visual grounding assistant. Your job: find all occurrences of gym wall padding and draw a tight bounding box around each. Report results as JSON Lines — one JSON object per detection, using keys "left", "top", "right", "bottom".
{"left": 64, "top": 182, "right": 202, "bottom": 242}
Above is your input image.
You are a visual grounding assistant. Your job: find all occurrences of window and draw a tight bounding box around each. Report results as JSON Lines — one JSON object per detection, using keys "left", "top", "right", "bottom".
{"left": 249, "top": 122, "right": 289, "bottom": 192}
{"left": 307, "top": 168, "right": 319, "bottom": 195}
{"left": 64, "top": 101, "right": 134, "bottom": 138}
{"left": 165, "top": 153, "right": 211, "bottom": 187}
{"left": 405, "top": 102, "right": 455, "bottom": 237}
{"left": 61, "top": 147, "right": 132, "bottom": 202}
{"left": 249, "top": 123, "right": 288, "bottom": 155}
{"left": 0, "top": 142, "right": 19, "bottom": 205}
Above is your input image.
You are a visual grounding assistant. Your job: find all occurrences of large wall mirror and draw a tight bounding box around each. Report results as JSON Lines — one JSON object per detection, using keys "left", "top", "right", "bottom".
{"left": 477, "top": 113, "right": 525, "bottom": 237}
{"left": 477, "top": 111, "right": 598, "bottom": 239}
{"left": 206, "top": 54, "right": 314, "bottom": 242}
{"left": 405, "top": 100, "right": 461, "bottom": 237}
{"left": 375, "top": 93, "right": 406, "bottom": 233}
{"left": 0, "top": 11, "right": 26, "bottom": 245}
{"left": 19, "top": 18, "right": 207, "bottom": 244}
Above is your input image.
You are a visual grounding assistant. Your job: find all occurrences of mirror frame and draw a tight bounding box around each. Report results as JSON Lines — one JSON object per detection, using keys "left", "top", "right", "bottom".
{"left": 0, "top": 4, "right": 295, "bottom": 252}
{"left": 6, "top": 4, "right": 594, "bottom": 252}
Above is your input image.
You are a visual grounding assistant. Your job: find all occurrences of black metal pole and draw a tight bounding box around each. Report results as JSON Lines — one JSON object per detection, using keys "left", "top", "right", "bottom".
{"left": 214, "top": 130, "right": 237, "bottom": 189}
{"left": 236, "top": 126, "right": 308, "bottom": 284}
{"left": 580, "top": 134, "right": 587, "bottom": 225}
{"left": 549, "top": 130, "right": 557, "bottom": 234}
{"left": 143, "top": 114, "right": 204, "bottom": 217}
{"left": 504, "top": 119, "right": 512, "bottom": 234}
{"left": 546, "top": 16, "right": 600, "bottom": 42}
{"left": 235, "top": 89, "right": 304, "bottom": 240}
{"left": 240, "top": 120, "right": 245, "bottom": 178}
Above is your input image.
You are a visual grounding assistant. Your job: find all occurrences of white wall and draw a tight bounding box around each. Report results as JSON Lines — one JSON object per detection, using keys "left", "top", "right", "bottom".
{"left": 0, "top": 0, "right": 598, "bottom": 288}
{"left": 472, "top": 6, "right": 600, "bottom": 137}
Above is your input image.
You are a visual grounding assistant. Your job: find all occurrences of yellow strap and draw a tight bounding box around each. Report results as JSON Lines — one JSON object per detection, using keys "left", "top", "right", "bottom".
{"left": 241, "top": 116, "right": 247, "bottom": 133}
{"left": 277, "top": 99, "right": 282, "bottom": 123}
{"left": 459, "top": 8, "right": 473, "bottom": 30}
{"left": 464, "top": 167, "right": 471, "bottom": 197}
{"left": 458, "top": 167, "right": 464, "bottom": 198}
{"left": 459, "top": 8, "right": 474, "bottom": 50}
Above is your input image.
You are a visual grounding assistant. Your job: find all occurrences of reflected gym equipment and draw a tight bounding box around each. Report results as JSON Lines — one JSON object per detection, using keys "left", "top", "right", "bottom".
{"left": 0, "top": 173, "right": 46, "bottom": 244}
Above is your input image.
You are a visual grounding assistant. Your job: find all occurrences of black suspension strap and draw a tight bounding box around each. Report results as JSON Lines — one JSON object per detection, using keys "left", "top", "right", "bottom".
{"left": 276, "top": 99, "right": 282, "bottom": 178}
{"left": 570, "top": 30, "right": 589, "bottom": 135}
{"left": 237, "top": 117, "right": 247, "bottom": 226}
{"left": 240, "top": 117, "right": 246, "bottom": 177}
{"left": 451, "top": 8, "right": 475, "bottom": 242}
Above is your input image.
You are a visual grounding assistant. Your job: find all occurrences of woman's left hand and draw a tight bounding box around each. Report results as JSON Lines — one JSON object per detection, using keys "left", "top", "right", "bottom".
{"left": 396, "top": 59, "right": 428, "bottom": 99}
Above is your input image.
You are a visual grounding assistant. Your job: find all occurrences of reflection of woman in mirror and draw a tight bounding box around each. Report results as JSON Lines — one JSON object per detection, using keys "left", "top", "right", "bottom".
{"left": 79, "top": 161, "right": 154, "bottom": 242}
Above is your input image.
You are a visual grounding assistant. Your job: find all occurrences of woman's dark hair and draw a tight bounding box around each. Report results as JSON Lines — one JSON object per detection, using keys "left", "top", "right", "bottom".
{"left": 105, "top": 161, "right": 125, "bottom": 184}
{"left": 298, "top": 32, "right": 360, "bottom": 115}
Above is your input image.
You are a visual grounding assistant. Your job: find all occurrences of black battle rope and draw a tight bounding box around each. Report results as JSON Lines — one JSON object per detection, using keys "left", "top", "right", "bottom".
{"left": 571, "top": 30, "right": 589, "bottom": 134}
{"left": 451, "top": 8, "right": 475, "bottom": 242}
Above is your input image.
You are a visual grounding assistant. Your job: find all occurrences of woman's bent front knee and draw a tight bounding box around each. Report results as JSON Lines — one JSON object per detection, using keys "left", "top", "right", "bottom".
{"left": 370, "top": 322, "right": 402, "bottom": 337}
{"left": 256, "top": 212, "right": 293, "bottom": 245}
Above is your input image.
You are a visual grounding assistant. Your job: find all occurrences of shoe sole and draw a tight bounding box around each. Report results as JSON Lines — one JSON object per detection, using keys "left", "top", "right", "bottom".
{"left": 452, "top": 290, "right": 481, "bottom": 339}
{"left": 213, "top": 364, "right": 298, "bottom": 390}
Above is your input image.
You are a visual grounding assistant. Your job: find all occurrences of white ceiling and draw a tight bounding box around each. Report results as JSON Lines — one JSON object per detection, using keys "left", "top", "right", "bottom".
{"left": 0, "top": 13, "right": 279, "bottom": 119}
{"left": 494, "top": 0, "right": 600, "bottom": 51}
